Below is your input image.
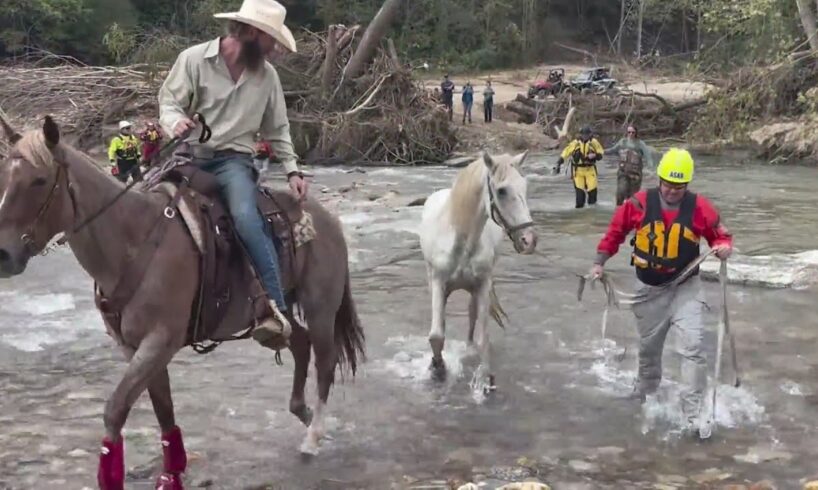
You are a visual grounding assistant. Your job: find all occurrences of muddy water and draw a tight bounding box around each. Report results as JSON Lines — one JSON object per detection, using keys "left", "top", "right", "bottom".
{"left": 1, "top": 153, "right": 818, "bottom": 489}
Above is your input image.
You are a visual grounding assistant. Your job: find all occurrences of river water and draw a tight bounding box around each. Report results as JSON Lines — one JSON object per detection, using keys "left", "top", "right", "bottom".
{"left": 1, "top": 152, "right": 817, "bottom": 489}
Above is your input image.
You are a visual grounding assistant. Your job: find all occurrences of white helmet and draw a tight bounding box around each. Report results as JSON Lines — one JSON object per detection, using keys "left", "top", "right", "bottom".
{"left": 118, "top": 120, "right": 132, "bottom": 131}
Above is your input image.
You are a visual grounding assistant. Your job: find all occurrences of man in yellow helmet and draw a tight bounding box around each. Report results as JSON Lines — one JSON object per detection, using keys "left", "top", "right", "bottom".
{"left": 555, "top": 125, "right": 604, "bottom": 208}
{"left": 590, "top": 148, "right": 733, "bottom": 436}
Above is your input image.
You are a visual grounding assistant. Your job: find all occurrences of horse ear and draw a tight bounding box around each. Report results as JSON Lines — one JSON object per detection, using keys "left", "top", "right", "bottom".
{"left": 513, "top": 150, "right": 530, "bottom": 168}
{"left": 43, "top": 116, "right": 60, "bottom": 148}
{"left": 0, "top": 111, "right": 22, "bottom": 144}
{"left": 482, "top": 151, "right": 495, "bottom": 170}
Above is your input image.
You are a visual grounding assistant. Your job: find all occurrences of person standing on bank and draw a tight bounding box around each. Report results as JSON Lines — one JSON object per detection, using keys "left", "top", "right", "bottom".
{"left": 461, "top": 81, "right": 474, "bottom": 124}
{"left": 555, "top": 125, "right": 604, "bottom": 208}
{"left": 158, "top": 0, "right": 308, "bottom": 358}
{"left": 606, "top": 124, "right": 655, "bottom": 205}
{"left": 483, "top": 80, "right": 495, "bottom": 123}
{"left": 590, "top": 148, "right": 733, "bottom": 436}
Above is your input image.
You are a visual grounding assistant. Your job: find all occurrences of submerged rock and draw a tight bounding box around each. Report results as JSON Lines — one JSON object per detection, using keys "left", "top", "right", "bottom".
{"left": 748, "top": 481, "right": 777, "bottom": 490}
{"left": 733, "top": 446, "right": 793, "bottom": 464}
{"left": 497, "top": 482, "right": 551, "bottom": 490}
{"left": 691, "top": 469, "right": 733, "bottom": 485}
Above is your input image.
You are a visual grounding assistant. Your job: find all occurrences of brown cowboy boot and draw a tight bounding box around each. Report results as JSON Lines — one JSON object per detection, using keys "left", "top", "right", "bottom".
{"left": 252, "top": 301, "right": 292, "bottom": 351}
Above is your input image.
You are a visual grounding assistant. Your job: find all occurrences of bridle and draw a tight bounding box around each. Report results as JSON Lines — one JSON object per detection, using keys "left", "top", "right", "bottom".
{"left": 485, "top": 174, "right": 534, "bottom": 242}
{"left": 16, "top": 114, "right": 211, "bottom": 257}
{"left": 19, "top": 162, "right": 68, "bottom": 256}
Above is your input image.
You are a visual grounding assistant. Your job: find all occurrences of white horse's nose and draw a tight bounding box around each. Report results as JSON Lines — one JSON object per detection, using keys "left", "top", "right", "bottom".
{"left": 517, "top": 228, "right": 538, "bottom": 254}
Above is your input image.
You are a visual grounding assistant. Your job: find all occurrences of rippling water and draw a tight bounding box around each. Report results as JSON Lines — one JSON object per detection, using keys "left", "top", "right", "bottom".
{"left": 1, "top": 152, "right": 817, "bottom": 489}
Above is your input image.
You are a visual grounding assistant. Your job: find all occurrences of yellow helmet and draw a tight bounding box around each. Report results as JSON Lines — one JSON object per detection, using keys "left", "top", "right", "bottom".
{"left": 657, "top": 148, "right": 694, "bottom": 184}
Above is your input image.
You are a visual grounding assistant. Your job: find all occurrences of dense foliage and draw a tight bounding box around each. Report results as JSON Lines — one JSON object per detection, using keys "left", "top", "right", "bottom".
{"left": 0, "top": 0, "right": 807, "bottom": 71}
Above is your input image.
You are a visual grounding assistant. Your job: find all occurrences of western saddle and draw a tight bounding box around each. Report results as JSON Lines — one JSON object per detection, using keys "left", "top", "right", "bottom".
{"left": 95, "top": 163, "right": 309, "bottom": 353}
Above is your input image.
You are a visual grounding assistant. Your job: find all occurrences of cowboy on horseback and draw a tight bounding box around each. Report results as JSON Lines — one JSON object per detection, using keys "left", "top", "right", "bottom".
{"left": 159, "top": 0, "right": 307, "bottom": 351}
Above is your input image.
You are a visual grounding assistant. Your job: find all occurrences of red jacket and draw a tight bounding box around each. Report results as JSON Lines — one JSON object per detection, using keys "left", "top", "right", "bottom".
{"left": 597, "top": 189, "right": 732, "bottom": 260}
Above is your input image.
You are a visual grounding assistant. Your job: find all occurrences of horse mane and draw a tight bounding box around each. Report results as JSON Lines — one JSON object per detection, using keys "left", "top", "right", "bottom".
{"left": 14, "top": 130, "right": 56, "bottom": 170}
{"left": 448, "top": 154, "right": 513, "bottom": 233}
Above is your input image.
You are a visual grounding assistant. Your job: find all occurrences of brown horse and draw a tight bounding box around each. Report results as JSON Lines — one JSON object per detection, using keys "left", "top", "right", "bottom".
{"left": 0, "top": 115, "right": 364, "bottom": 489}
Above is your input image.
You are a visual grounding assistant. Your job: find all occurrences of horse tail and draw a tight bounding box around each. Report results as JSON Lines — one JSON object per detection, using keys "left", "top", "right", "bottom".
{"left": 489, "top": 282, "right": 508, "bottom": 329}
{"left": 334, "top": 271, "right": 366, "bottom": 375}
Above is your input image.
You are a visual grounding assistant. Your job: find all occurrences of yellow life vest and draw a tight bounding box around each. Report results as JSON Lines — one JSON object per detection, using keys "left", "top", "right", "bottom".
{"left": 560, "top": 138, "right": 604, "bottom": 167}
{"left": 631, "top": 188, "right": 700, "bottom": 285}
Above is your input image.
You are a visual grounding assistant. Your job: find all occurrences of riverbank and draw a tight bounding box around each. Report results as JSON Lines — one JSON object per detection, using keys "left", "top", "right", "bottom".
{"left": 423, "top": 62, "right": 713, "bottom": 153}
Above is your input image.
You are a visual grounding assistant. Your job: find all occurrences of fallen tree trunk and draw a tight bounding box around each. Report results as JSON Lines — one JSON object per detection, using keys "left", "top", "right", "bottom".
{"left": 344, "top": 0, "right": 404, "bottom": 80}
{"left": 515, "top": 93, "right": 551, "bottom": 110}
{"left": 320, "top": 25, "right": 340, "bottom": 96}
{"left": 592, "top": 98, "right": 705, "bottom": 119}
{"left": 506, "top": 101, "right": 538, "bottom": 123}
{"left": 386, "top": 38, "right": 400, "bottom": 68}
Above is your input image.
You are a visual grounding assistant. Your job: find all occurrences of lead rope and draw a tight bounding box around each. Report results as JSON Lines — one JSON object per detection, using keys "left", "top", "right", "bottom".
{"left": 700, "top": 258, "right": 741, "bottom": 439}
{"left": 578, "top": 251, "right": 718, "bottom": 327}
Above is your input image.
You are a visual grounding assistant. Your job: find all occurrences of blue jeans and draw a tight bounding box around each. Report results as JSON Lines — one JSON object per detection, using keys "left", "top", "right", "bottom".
{"left": 199, "top": 155, "right": 287, "bottom": 311}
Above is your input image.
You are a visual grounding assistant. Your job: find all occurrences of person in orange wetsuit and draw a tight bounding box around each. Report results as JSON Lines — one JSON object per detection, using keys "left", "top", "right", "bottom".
{"left": 590, "top": 148, "right": 733, "bottom": 437}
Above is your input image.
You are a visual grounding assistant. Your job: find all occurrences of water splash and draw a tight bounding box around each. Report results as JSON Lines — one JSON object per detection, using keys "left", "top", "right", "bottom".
{"left": 586, "top": 357, "right": 765, "bottom": 436}
{"left": 377, "top": 335, "right": 470, "bottom": 383}
{"left": 779, "top": 380, "right": 809, "bottom": 396}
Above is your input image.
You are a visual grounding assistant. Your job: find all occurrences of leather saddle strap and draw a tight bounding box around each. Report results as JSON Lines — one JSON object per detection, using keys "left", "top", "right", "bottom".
{"left": 263, "top": 188, "right": 299, "bottom": 289}
{"left": 100, "top": 182, "right": 188, "bottom": 315}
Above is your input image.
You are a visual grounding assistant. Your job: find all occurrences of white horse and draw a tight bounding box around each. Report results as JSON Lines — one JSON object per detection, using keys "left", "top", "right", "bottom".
{"left": 419, "top": 152, "right": 538, "bottom": 391}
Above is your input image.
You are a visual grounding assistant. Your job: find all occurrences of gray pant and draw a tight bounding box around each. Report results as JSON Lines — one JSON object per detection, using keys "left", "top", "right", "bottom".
{"left": 632, "top": 276, "right": 707, "bottom": 423}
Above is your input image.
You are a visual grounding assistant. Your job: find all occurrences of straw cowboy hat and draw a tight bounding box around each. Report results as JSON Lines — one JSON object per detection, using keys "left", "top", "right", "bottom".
{"left": 214, "top": 0, "right": 297, "bottom": 53}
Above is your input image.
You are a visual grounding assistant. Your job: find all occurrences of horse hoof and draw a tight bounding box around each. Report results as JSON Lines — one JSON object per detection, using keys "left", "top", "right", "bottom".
{"left": 299, "top": 438, "right": 320, "bottom": 457}
{"left": 429, "top": 358, "right": 446, "bottom": 381}
{"left": 155, "top": 472, "right": 184, "bottom": 490}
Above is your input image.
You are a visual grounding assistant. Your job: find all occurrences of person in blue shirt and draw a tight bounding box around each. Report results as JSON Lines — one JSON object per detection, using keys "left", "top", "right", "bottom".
{"left": 461, "top": 81, "right": 474, "bottom": 124}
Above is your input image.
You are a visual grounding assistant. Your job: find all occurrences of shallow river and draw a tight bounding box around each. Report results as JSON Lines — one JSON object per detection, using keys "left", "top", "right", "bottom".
{"left": 1, "top": 152, "right": 817, "bottom": 489}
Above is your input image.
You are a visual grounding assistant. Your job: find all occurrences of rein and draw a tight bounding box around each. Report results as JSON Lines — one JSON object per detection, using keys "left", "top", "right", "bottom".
{"left": 20, "top": 115, "right": 211, "bottom": 256}
{"left": 485, "top": 174, "right": 533, "bottom": 241}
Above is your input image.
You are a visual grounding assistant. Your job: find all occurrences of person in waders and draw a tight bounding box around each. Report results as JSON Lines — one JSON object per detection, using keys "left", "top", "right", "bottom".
{"left": 555, "top": 125, "right": 604, "bottom": 208}
{"left": 107, "top": 120, "right": 142, "bottom": 183}
{"left": 606, "top": 124, "right": 655, "bottom": 205}
{"left": 441, "top": 74, "right": 455, "bottom": 121}
{"left": 590, "top": 148, "right": 733, "bottom": 436}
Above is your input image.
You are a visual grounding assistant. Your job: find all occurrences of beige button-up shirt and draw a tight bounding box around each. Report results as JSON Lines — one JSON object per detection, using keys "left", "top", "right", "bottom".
{"left": 159, "top": 38, "right": 299, "bottom": 174}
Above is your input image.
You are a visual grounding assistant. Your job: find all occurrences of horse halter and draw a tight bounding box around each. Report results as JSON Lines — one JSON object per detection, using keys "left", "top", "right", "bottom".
{"left": 485, "top": 174, "right": 534, "bottom": 241}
